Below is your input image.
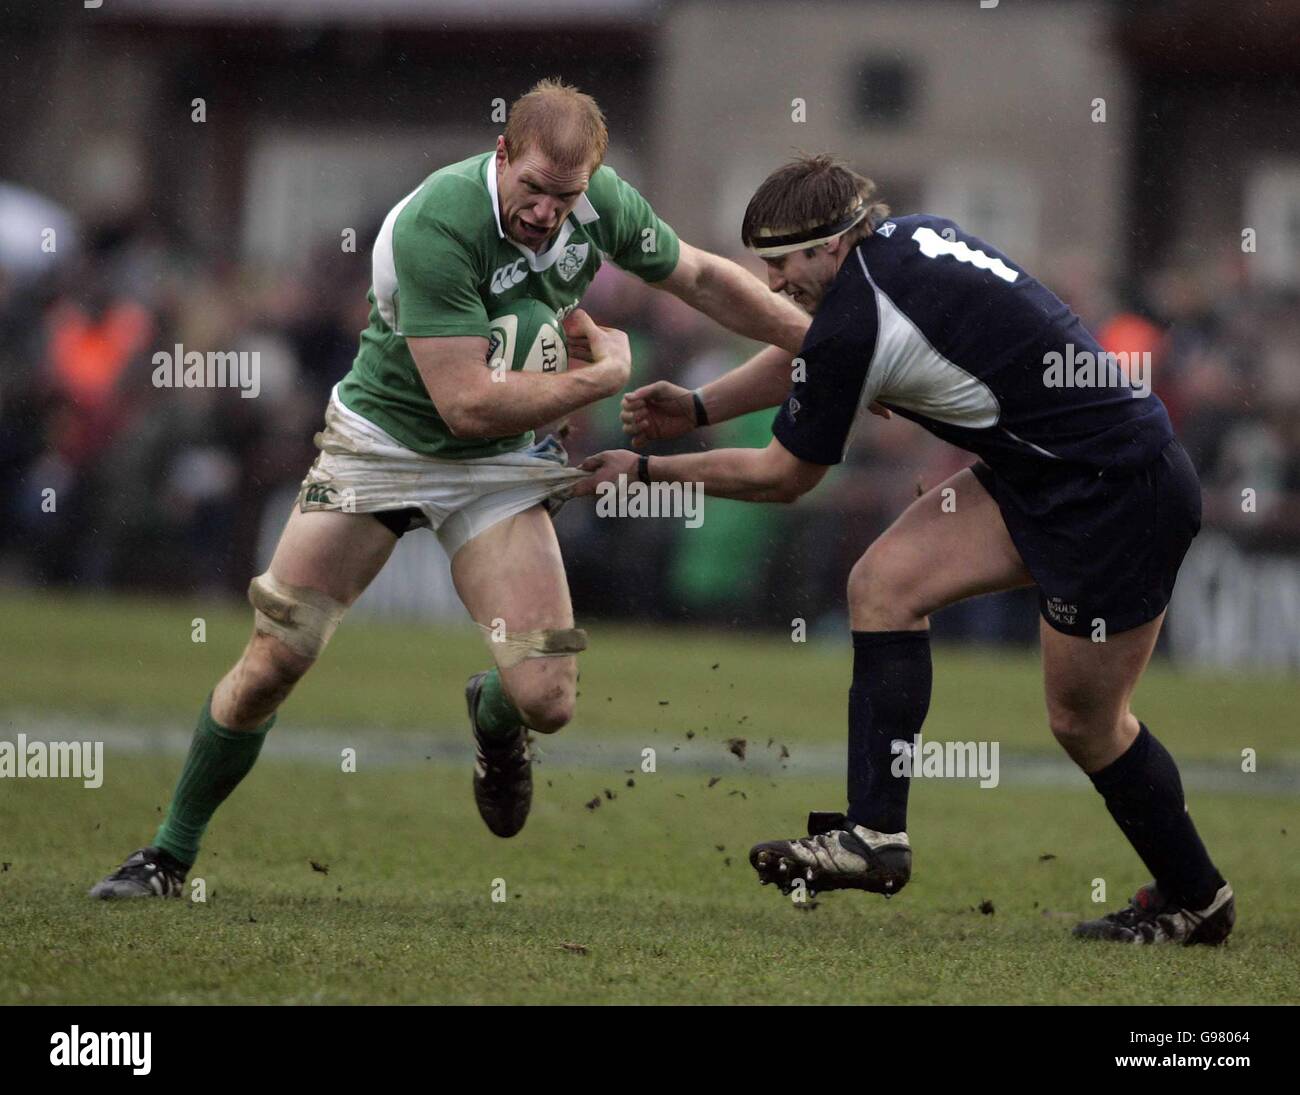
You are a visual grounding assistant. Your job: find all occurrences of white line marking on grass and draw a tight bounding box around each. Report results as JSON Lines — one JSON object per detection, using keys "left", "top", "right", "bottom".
{"left": 2, "top": 714, "right": 1296, "bottom": 797}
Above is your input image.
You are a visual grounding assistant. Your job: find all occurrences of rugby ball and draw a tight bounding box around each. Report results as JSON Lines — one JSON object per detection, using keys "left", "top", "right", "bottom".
{"left": 486, "top": 298, "right": 568, "bottom": 374}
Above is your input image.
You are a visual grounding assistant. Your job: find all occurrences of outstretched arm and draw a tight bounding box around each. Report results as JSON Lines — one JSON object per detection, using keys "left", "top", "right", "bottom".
{"left": 652, "top": 241, "right": 808, "bottom": 354}
{"left": 621, "top": 346, "right": 890, "bottom": 447}
{"left": 627, "top": 241, "right": 889, "bottom": 442}
{"left": 574, "top": 437, "right": 828, "bottom": 505}
{"left": 621, "top": 345, "right": 796, "bottom": 446}
{"left": 619, "top": 239, "right": 805, "bottom": 444}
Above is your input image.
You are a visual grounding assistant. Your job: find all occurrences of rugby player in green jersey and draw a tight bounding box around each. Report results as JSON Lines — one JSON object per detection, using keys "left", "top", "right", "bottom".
{"left": 91, "top": 79, "right": 808, "bottom": 896}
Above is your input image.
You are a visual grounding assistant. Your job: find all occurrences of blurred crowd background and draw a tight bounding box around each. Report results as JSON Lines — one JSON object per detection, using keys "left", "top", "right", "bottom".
{"left": 2, "top": 0, "right": 1297, "bottom": 666}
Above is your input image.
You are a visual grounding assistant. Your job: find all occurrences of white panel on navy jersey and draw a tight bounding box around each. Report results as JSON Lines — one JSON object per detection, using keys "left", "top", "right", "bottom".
{"left": 770, "top": 213, "right": 1177, "bottom": 476}
{"left": 855, "top": 250, "right": 1001, "bottom": 430}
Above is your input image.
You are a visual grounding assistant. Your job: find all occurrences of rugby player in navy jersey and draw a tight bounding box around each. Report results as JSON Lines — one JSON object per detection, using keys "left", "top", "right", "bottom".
{"left": 576, "top": 154, "right": 1233, "bottom": 946}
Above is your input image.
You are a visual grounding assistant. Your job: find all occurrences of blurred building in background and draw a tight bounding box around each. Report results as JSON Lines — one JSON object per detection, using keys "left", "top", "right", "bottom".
{"left": 1, "top": 0, "right": 1297, "bottom": 665}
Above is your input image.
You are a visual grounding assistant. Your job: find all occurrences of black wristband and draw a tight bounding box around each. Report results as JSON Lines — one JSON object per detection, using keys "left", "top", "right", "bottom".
{"left": 692, "top": 389, "right": 710, "bottom": 427}
{"left": 637, "top": 453, "right": 651, "bottom": 484}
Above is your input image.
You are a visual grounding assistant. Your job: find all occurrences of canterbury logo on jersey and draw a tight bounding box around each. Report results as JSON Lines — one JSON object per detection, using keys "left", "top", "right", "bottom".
{"left": 490, "top": 259, "right": 527, "bottom": 295}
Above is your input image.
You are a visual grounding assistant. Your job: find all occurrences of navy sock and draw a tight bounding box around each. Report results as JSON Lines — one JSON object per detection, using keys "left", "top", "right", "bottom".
{"left": 846, "top": 630, "right": 932, "bottom": 834}
{"left": 1088, "top": 723, "right": 1226, "bottom": 909}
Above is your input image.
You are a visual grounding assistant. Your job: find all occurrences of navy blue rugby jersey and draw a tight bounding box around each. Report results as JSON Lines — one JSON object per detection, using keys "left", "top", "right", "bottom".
{"left": 771, "top": 214, "right": 1174, "bottom": 482}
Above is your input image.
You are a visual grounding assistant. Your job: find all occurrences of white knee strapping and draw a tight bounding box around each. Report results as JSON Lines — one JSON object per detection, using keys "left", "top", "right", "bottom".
{"left": 248, "top": 573, "right": 348, "bottom": 659}
{"left": 476, "top": 622, "right": 588, "bottom": 669}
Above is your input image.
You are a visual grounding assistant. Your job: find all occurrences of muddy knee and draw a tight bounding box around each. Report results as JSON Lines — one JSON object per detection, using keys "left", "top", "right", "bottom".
{"left": 216, "top": 632, "right": 313, "bottom": 727}
{"left": 511, "top": 666, "right": 576, "bottom": 734}
{"left": 214, "top": 574, "right": 347, "bottom": 728}
{"left": 518, "top": 689, "right": 575, "bottom": 734}
{"left": 479, "top": 624, "right": 584, "bottom": 733}
{"left": 248, "top": 572, "right": 347, "bottom": 660}
{"left": 244, "top": 632, "right": 313, "bottom": 697}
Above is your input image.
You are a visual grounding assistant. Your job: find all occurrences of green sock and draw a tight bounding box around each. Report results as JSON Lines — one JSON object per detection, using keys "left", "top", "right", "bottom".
{"left": 476, "top": 668, "right": 525, "bottom": 742}
{"left": 153, "top": 696, "right": 274, "bottom": 867}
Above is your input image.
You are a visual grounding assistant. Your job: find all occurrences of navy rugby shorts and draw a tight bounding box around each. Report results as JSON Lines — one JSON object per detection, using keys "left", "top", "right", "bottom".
{"left": 971, "top": 439, "right": 1202, "bottom": 637}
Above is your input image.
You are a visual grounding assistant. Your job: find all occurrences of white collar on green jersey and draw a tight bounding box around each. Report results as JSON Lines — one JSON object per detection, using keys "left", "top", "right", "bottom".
{"left": 484, "top": 152, "right": 599, "bottom": 272}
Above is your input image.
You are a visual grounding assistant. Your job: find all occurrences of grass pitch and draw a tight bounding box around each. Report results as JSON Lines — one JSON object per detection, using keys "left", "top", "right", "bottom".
{"left": 1, "top": 590, "right": 1297, "bottom": 1005}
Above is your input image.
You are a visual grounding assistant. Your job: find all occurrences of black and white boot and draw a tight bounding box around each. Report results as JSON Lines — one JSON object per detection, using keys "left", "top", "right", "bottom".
{"left": 89, "top": 846, "right": 188, "bottom": 899}
{"left": 467, "top": 671, "right": 533, "bottom": 838}
{"left": 750, "top": 811, "right": 911, "bottom": 897}
{"left": 1073, "top": 881, "right": 1235, "bottom": 945}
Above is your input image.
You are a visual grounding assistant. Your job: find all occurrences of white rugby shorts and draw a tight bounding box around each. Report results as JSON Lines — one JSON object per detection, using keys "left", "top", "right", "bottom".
{"left": 296, "top": 386, "right": 584, "bottom": 557}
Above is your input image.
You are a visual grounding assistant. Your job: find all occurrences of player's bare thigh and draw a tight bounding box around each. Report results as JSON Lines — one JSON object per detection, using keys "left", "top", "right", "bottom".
{"left": 1040, "top": 610, "right": 1165, "bottom": 774}
{"left": 264, "top": 505, "right": 399, "bottom": 601}
{"left": 450, "top": 504, "right": 576, "bottom": 733}
{"left": 848, "top": 466, "right": 1034, "bottom": 631}
{"left": 213, "top": 507, "right": 397, "bottom": 728}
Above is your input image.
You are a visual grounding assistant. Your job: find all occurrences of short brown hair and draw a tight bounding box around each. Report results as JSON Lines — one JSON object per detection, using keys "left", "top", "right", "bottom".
{"left": 741, "top": 153, "right": 889, "bottom": 249}
{"left": 504, "top": 78, "right": 609, "bottom": 174}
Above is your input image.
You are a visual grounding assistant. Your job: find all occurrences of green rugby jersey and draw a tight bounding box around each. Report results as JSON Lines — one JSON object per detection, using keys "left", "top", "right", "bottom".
{"left": 337, "top": 151, "right": 681, "bottom": 458}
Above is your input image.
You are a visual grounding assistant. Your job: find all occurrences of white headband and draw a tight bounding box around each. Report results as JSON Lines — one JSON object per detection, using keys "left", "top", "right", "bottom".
{"left": 747, "top": 204, "right": 868, "bottom": 258}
